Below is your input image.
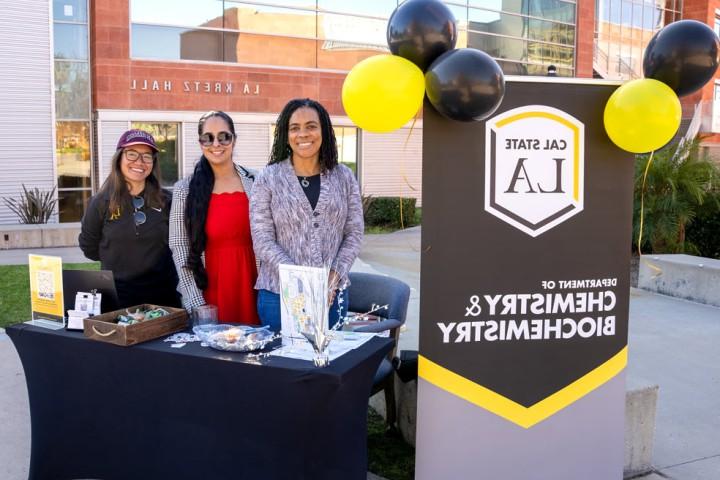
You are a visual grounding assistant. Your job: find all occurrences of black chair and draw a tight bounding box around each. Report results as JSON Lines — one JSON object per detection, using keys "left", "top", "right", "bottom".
{"left": 346, "top": 272, "right": 411, "bottom": 427}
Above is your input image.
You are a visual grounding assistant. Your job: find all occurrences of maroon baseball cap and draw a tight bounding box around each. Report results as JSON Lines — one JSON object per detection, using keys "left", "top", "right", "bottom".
{"left": 116, "top": 129, "right": 158, "bottom": 152}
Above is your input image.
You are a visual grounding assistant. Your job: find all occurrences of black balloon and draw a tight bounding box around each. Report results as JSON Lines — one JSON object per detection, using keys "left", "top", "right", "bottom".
{"left": 643, "top": 19, "right": 720, "bottom": 97}
{"left": 425, "top": 48, "right": 505, "bottom": 122}
{"left": 387, "top": 0, "right": 457, "bottom": 72}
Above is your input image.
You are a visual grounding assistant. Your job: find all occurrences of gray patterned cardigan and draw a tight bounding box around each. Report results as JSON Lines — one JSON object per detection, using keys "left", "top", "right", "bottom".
{"left": 250, "top": 159, "right": 364, "bottom": 294}
{"left": 169, "top": 163, "right": 256, "bottom": 311}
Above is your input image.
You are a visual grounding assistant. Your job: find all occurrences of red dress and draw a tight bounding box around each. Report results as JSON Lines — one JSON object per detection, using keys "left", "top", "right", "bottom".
{"left": 203, "top": 192, "right": 260, "bottom": 325}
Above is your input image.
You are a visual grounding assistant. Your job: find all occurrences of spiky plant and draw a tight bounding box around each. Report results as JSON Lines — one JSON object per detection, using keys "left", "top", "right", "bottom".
{"left": 3, "top": 184, "right": 58, "bottom": 224}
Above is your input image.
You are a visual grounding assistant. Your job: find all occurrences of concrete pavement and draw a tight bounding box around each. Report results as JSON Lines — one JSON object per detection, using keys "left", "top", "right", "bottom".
{"left": 625, "top": 289, "right": 720, "bottom": 479}
{"left": 0, "top": 246, "right": 87, "bottom": 265}
{"left": 1, "top": 228, "right": 719, "bottom": 479}
{"left": 0, "top": 333, "right": 29, "bottom": 480}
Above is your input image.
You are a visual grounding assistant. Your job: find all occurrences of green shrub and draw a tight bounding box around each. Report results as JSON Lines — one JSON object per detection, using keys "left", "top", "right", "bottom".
{"left": 686, "top": 189, "right": 720, "bottom": 259}
{"left": 364, "top": 197, "right": 417, "bottom": 228}
{"left": 633, "top": 139, "right": 720, "bottom": 254}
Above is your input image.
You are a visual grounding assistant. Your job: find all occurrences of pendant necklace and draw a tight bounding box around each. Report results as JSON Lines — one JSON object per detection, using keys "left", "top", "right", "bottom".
{"left": 300, "top": 176, "right": 310, "bottom": 188}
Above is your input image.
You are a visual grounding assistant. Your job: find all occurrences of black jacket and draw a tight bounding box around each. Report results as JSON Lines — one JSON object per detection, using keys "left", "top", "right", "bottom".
{"left": 78, "top": 189, "right": 180, "bottom": 308}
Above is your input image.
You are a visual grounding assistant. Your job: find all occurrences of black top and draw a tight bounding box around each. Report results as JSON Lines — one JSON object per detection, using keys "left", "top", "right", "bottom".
{"left": 298, "top": 174, "right": 321, "bottom": 210}
{"left": 78, "top": 189, "right": 180, "bottom": 308}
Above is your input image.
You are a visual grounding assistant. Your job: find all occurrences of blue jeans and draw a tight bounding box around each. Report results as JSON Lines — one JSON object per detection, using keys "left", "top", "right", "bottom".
{"left": 257, "top": 289, "right": 348, "bottom": 332}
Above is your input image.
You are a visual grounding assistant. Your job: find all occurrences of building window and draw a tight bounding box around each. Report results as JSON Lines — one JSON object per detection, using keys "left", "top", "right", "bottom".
{"left": 129, "top": 1, "right": 579, "bottom": 76}
{"left": 54, "top": 62, "right": 90, "bottom": 119}
{"left": 466, "top": 1, "right": 577, "bottom": 77}
{"left": 131, "top": 122, "right": 181, "bottom": 188}
{"left": 595, "top": 0, "right": 682, "bottom": 80}
{"left": 53, "top": 23, "right": 89, "bottom": 60}
{"left": 53, "top": 0, "right": 87, "bottom": 22}
{"left": 130, "top": 0, "right": 395, "bottom": 69}
{"left": 334, "top": 127, "right": 359, "bottom": 177}
{"left": 54, "top": 0, "right": 91, "bottom": 222}
{"left": 56, "top": 121, "right": 91, "bottom": 222}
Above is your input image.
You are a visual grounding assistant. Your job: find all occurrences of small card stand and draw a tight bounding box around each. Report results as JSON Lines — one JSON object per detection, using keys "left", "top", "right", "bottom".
{"left": 26, "top": 318, "right": 65, "bottom": 330}
{"left": 278, "top": 264, "right": 329, "bottom": 346}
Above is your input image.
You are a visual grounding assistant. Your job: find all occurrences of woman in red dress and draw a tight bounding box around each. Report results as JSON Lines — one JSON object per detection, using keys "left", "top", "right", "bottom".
{"left": 169, "top": 111, "right": 259, "bottom": 325}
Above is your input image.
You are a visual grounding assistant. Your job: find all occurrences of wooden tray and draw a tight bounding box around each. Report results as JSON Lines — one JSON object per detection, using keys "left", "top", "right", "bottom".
{"left": 83, "top": 304, "right": 188, "bottom": 346}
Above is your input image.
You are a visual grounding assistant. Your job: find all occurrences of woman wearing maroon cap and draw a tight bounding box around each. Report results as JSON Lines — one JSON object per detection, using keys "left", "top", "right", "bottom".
{"left": 79, "top": 129, "right": 180, "bottom": 308}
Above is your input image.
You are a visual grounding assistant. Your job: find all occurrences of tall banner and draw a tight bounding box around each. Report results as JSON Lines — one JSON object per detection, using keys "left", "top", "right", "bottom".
{"left": 416, "top": 79, "right": 633, "bottom": 479}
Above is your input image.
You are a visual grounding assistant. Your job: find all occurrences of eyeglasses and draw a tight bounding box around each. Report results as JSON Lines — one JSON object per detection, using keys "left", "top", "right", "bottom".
{"left": 199, "top": 131, "right": 234, "bottom": 147}
{"left": 124, "top": 149, "right": 154, "bottom": 164}
{"left": 132, "top": 196, "right": 146, "bottom": 227}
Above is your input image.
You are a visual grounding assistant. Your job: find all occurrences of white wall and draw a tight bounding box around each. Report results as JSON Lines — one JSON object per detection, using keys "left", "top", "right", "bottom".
{"left": 362, "top": 126, "right": 423, "bottom": 206}
{"left": 0, "top": 1, "right": 55, "bottom": 224}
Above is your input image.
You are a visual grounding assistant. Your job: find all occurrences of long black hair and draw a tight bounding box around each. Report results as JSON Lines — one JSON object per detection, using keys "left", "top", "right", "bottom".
{"left": 184, "top": 111, "right": 236, "bottom": 290}
{"left": 269, "top": 98, "right": 338, "bottom": 171}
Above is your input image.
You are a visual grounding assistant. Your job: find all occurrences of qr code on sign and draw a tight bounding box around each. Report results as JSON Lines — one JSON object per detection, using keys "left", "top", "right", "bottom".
{"left": 37, "top": 271, "right": 55, "bottom": 300}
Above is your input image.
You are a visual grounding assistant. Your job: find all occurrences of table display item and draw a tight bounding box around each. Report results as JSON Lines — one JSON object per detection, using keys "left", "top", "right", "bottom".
{"left": 191, "top": 304, "right": 218, "bottom": 328}
{"left": 301, "top": 329, "right": 332, "bottom": 367}
{"left": 67, "top": 290, "right": 104, "bottom": 330}
{"left": 194, "top": 324, "right": 275, "bottom": 352}
{"left": 84, "top": 304, "right": 187, "bottom": 346}
{"left": 279, "top": 264, "right": 335, "bottom": 366}
{"left": 66, "top": 310, "right": 90, "bottom": 330}
{"left": 28, "top": 254, "right": 65, "bottom": 328}
{"left": 279, "top": 264, "right": 328, "bottom": 339}
{"left": 117, "top": 307, "right": 168, "bottom": 325}
{"left": 75, "top": 291, "right": 101, "bottom": 316}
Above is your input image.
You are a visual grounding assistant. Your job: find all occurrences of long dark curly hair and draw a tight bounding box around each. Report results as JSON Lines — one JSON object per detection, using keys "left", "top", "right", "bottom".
{"left": 269, "top": 98, "right": 338, "bottom": 171}
{"left": 184, "top": 111, "right": 236, "bottom": 290}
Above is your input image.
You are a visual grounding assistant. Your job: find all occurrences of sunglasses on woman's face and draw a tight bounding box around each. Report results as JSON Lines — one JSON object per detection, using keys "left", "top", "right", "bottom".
{"left": 132, "top": 196, "right": 146, "bottom": 227}
{"left": 199, "top": 131, "right": 234, "bottom": 147}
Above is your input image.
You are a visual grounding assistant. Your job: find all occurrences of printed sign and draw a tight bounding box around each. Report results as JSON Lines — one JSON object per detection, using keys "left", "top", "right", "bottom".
{"left": 28, "top": 254, "right": 64, "bottom": 323}
{"left": 278, "top": 264, "right": 328, "bottom": 339}
{"left": 485, "top": 106, "right": 584, "bottom": 237}
{"left": 417, "top": 80, "right": 633, "bottom": 480}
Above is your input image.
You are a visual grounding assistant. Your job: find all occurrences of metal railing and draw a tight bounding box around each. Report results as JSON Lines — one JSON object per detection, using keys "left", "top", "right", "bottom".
{"left": 593, "top": 44, "right": 640, "bottom": 80}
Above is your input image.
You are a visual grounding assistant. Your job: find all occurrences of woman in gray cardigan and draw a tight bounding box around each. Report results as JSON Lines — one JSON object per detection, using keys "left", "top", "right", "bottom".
{"left": 250, "top": 98, "right": 364, "bottom": 331}
{"left": 170, "top": 111, "right": 259, "bottom": 324}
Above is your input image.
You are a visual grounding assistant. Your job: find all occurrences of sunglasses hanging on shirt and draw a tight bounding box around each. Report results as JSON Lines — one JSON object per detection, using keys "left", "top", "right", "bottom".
{"left": 133, "top": 196, "right": 146, "bottom": 227}
{"left": 199, "top": 131, "right": 234, "bottom": 147}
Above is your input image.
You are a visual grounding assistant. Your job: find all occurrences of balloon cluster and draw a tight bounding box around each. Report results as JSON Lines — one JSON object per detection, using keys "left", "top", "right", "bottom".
{"left": 604, "top": 20, "right": 720, "bottom": 153}
{"left": 342, "top": 0, "right": 506, "bottom": 132}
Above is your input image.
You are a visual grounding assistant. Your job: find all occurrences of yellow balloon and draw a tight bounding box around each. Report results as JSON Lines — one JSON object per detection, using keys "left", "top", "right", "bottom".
{"left": 604, "top": 78, "right": 681, "bottom": 153}
{"left": 342, "top": 55, "right": 425, "bottom": 133}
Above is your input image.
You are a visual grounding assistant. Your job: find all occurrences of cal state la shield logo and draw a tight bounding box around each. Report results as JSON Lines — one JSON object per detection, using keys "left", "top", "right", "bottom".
{"left": 485, "top": 106, "right": 584, "bottom": 237}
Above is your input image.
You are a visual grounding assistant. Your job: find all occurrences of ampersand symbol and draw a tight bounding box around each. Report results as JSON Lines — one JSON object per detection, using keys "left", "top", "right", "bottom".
{"left": 465, "top": 295, "right": 482, "bottom": 317}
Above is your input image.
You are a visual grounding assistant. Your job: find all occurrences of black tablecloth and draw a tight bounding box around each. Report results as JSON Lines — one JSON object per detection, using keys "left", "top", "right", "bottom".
{"left": 7, "top": 323, "right": 392, "bottom": 480}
